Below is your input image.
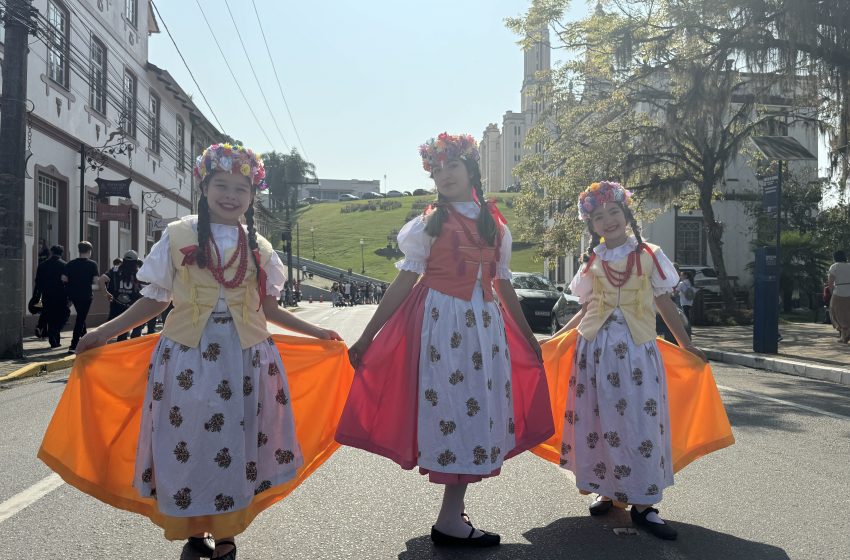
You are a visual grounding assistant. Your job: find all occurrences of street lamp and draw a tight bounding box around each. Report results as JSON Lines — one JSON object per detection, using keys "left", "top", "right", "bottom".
{"left": 310, "top": 226, "right": 316, "bottom": 260}
{"left": 359, "top": 238, "right": 365, "bottom": 274}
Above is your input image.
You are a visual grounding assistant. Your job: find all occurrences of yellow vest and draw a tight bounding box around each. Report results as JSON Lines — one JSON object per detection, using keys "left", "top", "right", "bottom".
{"left": 159, "top": 219, "right": 276, "bottom": 350}
{"left": 577, "top": 243, "right": 661, "bottom": 346}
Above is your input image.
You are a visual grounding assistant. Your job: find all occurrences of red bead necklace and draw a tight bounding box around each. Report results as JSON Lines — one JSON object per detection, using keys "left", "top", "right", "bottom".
{"left": 600, "top": 251, "right": 636, "bottom": 288}
{"left": 204, "top": 226, "right": 249, "bottom": 289}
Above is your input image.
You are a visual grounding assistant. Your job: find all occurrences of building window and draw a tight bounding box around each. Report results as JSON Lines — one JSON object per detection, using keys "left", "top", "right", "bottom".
{"left": 39, "top": 175, "right": 59, "bottom": 210}
{"left": 125, "top": 0, "right": 137, "bottom": 28}
{"left": 675, "top": 218, "right": 705, "bottom": 265}
{"left": 123, "top": 70, "right": 137, "bottom": 138}
{"left": 176, "top": 117, "right": 185, "bottom": 171}
{"left": 47, "top": 1, "right": 70, "bottom": 88}
{"left": 148, "top": 93, "right": 161, "bottom": 154}
{"left": 90, "top": 38, "right": 107, "bottom": 115}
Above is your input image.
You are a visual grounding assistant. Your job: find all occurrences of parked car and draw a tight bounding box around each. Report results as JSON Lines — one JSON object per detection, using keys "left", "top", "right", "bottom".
{"left": 413, "top": 188, "right": 432, "bottom": 196}
{"left": 551, "top": 289, "right": 581, "bottom": 334}
{"left": 338, "top": 193, "right": 360, "bottom": 201}
{"left": 300, "top": 196, "right": 322, "bottom": 205}
{"left": 361, "top": 192, "right": 384, "bottom": 199}
{"left": 678, "top": 265, "right": 720, "bottom": 294}
{"left": 403, "top": 191, "right": 412, "bottom": 196}
{"left": 510, "top": 273, "right": 562, "bottom": 332}
{"left": 386, "top": 190, "right": 404, "bottom": 198}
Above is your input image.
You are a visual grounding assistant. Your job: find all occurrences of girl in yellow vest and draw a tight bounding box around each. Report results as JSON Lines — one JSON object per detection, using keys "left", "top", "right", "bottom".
{"left": 71, "top": 144, "right": 342, "bottom": 559}
{"left": 541, "top": 181, "right": 733, "bottom": 541}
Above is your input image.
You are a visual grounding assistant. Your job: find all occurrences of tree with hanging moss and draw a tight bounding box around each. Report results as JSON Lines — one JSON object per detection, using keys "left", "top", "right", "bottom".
{"left": 507, "top": 0, "right": 823, "bottom": 313}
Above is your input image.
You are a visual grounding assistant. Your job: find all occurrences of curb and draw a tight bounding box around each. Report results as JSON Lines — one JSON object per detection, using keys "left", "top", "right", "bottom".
{"left": 706, "top": 349, "right": 850, "bottom": 386}
{"left": 0, "top": 354, "right": 76, "bottom": 384}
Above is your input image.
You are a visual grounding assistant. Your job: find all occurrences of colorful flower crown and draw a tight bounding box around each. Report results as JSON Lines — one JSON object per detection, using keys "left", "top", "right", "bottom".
{"left": 578, "top": 181, "right": 632, "bottom": 220}
{"left": 419, "top": 132, "right": 480, "bottom": 173}
{"left": 193, "top": 143, "right": 267, "bottom": 190}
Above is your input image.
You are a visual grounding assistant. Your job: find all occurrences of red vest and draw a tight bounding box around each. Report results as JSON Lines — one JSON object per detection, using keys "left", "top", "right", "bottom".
{"left": 419, "top": 208, "right": 502, "bottom": 302}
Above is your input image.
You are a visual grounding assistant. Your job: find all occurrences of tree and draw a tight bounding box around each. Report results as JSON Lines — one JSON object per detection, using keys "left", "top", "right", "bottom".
{"left": 262, "top": 149, "right": 316, "bottom": 237}
{"left": 508, "top": 0, "right": 822, "bottom": 313}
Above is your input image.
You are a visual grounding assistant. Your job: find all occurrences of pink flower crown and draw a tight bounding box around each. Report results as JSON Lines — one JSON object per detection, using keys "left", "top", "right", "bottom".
{"left": 578, "top": 181, "right": 632, "bottom": 220}
{"left": 193, "top": 143, "right": 267, "bottom": 190}
{"left": 419, "top": 132, "right": 480, "bottom": 173}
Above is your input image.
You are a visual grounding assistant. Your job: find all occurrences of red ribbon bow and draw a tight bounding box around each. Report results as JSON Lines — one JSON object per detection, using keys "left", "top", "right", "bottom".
{"left": 180, "top": 245, "right": 199, "bottom": 266}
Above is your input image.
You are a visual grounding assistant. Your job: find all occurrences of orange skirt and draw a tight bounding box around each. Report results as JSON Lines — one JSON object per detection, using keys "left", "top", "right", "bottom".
{"left": 38, "top": 334, "right": 354, "bottom": 540}
{"left": 532, "top": 330, "right": 735, "bottom": 473}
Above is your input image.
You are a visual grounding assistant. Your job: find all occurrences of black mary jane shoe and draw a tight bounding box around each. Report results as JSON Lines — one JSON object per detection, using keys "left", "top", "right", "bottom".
{"left": 187, "top": 536, "right": 215, "bottom": 558}
{"left": 211, "top": 539, "right": 237, "bottom": 560}
{"left": 630, "top": 506, "right": 678, "bottom": 540}
{"left": 589, "top": 496, "right": 614, "bottom": 516}
{"left": 430, "top": 526, "right": 501, "bottom": 547}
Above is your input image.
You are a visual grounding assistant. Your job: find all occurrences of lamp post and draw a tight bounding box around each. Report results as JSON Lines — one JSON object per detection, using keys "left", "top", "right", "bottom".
{"left": 359, "top": 238, "right": 365, "bottom": 274}
{"left": 310, "top": 226, "right": 316, "bottom": 260}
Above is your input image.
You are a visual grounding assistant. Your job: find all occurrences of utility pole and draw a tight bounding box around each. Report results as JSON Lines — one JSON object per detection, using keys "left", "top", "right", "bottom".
{"left": 0, "top": 0, "right": 35, "bottom": 359}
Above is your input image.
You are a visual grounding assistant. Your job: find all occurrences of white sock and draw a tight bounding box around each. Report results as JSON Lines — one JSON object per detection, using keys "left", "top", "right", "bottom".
{"left": 634, "top": 505, "right": 665, "bottom": 524}
{"left": 434, "top": 484, "right": 483, "bottom": 538}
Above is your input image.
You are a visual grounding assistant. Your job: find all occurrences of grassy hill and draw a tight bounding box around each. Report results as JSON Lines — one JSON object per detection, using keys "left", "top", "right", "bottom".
{"left": 280, "top": 194, "right": 543, "bottom": 282}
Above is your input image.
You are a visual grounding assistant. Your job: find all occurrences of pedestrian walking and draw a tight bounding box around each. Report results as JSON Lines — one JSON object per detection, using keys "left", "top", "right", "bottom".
{"left": 62, "top": 241, "right": 100, "bottom": 353}
{"left": 43, "top": 143, "right": 347, "bottom": 559}
{"left": 99, "top": 250, "right": 145, "bottom": 341}
{"left": 35, "top": 244, "right": 69, "bottom": 348}
{"left": 676, "top": 270, "right": 696, "bottom": 322}
{"left": 337, "top": 133, "right": 552, "bottom": 547}
{"left": 37, "top": 237, "right": 50, "bottom": 263}
{"left": 828, "top": 250, "right": 850, "bottom": 343}
{"left": 541, "top": 181, "right": 733, "bottom": 541}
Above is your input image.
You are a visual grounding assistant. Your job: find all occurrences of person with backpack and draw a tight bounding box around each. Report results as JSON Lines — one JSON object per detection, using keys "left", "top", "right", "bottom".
{"left": 98, "top": 250, "right": 144, "bottom": 340}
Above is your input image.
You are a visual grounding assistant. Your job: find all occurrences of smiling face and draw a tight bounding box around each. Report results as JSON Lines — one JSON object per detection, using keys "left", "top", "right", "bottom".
{"left": 432, "top": 158, "right": 474, "bottom": 202}
{"left": 203, "top": 171, "right": 253, "bottom": 225}
{"left": 589, "top": 202, "right": 629, "bottom": 247}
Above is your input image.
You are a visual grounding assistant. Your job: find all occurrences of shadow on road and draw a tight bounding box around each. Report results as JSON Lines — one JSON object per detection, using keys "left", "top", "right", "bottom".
{"left": 397, "top": 514, "right": 789, "bottom": 559}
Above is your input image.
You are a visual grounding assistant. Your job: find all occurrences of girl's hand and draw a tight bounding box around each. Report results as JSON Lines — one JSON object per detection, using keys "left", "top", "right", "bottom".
{"left": 75, "top": 329, "right": 110, "bottom": 354}
{"left": 684, "top": 343, "right": 707, "bottom": 363}
{"left": 348, "top": 336, "right": 372, "bottom": 368}
{"left": 316, "top": 328, "right": 343, "bottom": 341}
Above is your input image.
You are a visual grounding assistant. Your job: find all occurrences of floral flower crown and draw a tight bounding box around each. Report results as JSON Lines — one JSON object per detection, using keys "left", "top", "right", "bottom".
{"left": 419, "top": 132, "right": 480, "bottom": 173}
{"left": 578, "top": 181, "right": 632, "bottom": 220}
{"left": 193, "top": 143, "right": 267, "bottom": 190}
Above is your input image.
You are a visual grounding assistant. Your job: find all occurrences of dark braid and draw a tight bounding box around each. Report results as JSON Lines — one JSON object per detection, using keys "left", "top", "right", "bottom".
{"left": 424, "top": 192, "right": 449, "bottom": 238}
{"left": 622, "top": 205, "right": 644, "bottom": 249}
{"left": 585, "top": 222, "right": 601, "bottom": 262}
{"left": 468, "top": 160, "right": 497, "bottom": 246}
{"left": 244, "top": 200, "right": 262, "bottom": 288}
{"left": 196, "top": 189, "right": 211, "bottom": 268}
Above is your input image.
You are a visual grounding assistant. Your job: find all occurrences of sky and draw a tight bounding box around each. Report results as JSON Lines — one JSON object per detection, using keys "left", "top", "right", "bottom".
{"left": 148, "top": 1, "right": 591, "bottom": 192}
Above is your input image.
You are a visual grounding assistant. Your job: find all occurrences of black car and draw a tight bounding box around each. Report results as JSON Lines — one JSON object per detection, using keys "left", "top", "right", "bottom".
{"left": 510, "top": 273, "right": 561, "bottom": 332}
{"left": 361, "top": 192, "right": 384, "bottom": 199}
{"left": 413, "top": 188, "right": 432, "bottom": 196}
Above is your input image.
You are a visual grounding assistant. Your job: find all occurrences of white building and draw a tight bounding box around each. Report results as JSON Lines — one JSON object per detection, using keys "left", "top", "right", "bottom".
{"left": 479, "top": 27, "right": 551, "bottom": 194}
{"left": 1, "top": 0, "right": 221, "bottom": 328}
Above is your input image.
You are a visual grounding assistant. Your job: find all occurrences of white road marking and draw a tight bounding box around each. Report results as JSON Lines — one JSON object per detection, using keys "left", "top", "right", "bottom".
{"left": 717, "top": 384, "right": 850, "bottom": 421}
{"left": 0, "top": 474, "right": 64, "bottom": 524}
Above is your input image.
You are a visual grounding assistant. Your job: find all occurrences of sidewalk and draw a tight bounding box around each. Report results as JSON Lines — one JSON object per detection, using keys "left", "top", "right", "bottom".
{"left": 693, "top": 322, "right": 850, "bottom": 385}
{"left": 2, "top": 321, "right": 848, "bottom": 385}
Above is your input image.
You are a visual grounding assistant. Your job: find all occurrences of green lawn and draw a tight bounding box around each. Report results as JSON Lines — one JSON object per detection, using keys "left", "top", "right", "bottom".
{"left": 280, "top": 194, "right": 543, "bottom": 282}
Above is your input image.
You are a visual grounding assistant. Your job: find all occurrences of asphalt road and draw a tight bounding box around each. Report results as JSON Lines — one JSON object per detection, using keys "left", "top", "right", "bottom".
{"left": 0, "top": 302, "right": 848, "bottom": 560}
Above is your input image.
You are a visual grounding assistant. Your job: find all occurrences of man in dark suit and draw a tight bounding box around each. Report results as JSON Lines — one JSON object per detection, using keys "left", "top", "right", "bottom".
{"left": 62, "top": 241, "right": 100, "bottom": 352}
{"left": 35, "top": 245, "right": 69, "bottom": 348}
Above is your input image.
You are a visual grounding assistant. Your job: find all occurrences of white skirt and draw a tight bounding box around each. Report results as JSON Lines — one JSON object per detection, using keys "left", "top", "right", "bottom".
{"left": 560, "top": 309, "right": 674, "bottom": 503}
{"left": 134, "top": 308, "right": 303, "bottom": 517}
{"left": 416, "top": 283, "right": 516, "bottom": 475}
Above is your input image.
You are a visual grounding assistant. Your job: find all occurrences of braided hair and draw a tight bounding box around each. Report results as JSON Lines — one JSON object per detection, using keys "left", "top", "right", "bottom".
{"left": 196, "top": 172, "right": 262, "bottom": 288}
{"left": 424, "top": 158, "right": 498, "bottom": 246}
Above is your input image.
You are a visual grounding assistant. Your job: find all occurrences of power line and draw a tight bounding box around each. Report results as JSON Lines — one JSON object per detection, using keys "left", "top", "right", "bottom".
{"left": 250, "top": 0, "right": 309, "bottom": 159}
{"left": 193, "top": 0, "right": 276, "bottom": 150}
{"left": 222, "top": 0, "right": 289, "bottom": 150}
{"left": 150, "top": 0, "right": 227, "bottom": 135}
